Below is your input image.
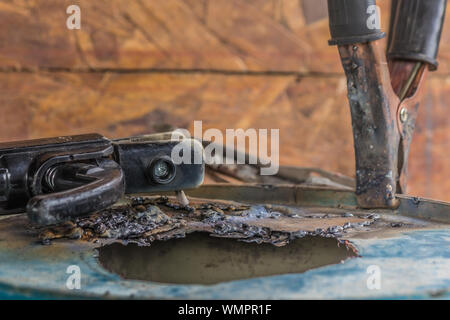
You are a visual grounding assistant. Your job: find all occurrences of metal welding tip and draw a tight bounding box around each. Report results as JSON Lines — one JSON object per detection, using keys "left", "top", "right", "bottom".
{"left": 176, "top": 190, "right": 189, "bottom": 207}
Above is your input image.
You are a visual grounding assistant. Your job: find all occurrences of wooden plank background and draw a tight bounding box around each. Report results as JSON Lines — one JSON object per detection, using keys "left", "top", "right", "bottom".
{"left": 0, "top": 0, "right": 448, "bottom": 201}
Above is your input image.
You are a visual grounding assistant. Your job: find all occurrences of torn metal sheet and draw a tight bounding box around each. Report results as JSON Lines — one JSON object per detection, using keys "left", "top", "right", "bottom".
{"left": 31, "top": 194, "right": 400, "bottom": 250}
{"left": 185, "top": 184, "right": 450, "bottom": 223}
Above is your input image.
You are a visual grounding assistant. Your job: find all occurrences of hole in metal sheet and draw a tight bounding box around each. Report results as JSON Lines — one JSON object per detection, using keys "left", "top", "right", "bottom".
{"left": 98, "top": 233, "right": 357, "bottom": 285}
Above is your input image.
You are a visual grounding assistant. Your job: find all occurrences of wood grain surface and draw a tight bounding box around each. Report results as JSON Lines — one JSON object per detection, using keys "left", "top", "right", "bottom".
{"left": 0, "top": 0, "right": 448, "bottom": 201}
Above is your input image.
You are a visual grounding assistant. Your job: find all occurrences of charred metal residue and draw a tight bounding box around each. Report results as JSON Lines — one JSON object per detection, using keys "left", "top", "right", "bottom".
{"left": 199, "top": 205, "right": 290, "bottom": 246}
{"left": 35, "top": 196, "right": 377, "bottom": 249}
{"left": 391, "top": 222, "right": 404, "bottom": 228}
{"left": 197, "top": 205, "right": 377, "bottom": 247}
{"left": 39, "top": 197, "right": 185, "bottom": 246}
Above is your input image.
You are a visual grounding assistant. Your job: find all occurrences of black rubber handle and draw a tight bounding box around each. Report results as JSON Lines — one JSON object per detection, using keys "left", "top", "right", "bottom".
{"left": 328, "top": 0, "right": 385, "bottom": 45}
{"left": 27, "top": 160, "right": 125, "bottom": 225}
{"left": 388, "top": 0, "right": 447, "bottom": 70}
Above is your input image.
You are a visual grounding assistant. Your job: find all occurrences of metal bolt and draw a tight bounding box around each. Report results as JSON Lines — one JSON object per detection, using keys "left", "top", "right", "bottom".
{"left": 400, "top": 107, "right": 408, "bottom": 122}
{"left": 153, "top": 161, "right": 170, "bottom": 178}
{"left": 148, "top": 157, "right": 176, "bottom": 184}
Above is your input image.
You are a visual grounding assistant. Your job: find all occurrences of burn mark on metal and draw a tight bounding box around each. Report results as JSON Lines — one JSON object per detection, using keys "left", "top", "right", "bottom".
{"left": 34, "top": 193, "right": 390, "bottom": 253}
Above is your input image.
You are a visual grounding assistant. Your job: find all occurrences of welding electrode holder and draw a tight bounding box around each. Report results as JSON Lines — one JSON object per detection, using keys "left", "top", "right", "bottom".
{"left": 0, "top": 133, "right": 204, "bottom": 225}
{"left": 326, "top": 0, "right": 446, "bottom": 209}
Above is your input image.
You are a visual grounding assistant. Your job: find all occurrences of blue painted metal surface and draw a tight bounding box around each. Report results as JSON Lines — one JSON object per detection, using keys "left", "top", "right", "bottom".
{"left": 0, "top": 228, "right": 448, "bottom": 299}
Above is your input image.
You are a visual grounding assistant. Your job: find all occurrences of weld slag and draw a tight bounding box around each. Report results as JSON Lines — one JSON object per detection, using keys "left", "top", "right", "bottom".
{"left": 36, "top": 196, "right": 375, "bottom": 249}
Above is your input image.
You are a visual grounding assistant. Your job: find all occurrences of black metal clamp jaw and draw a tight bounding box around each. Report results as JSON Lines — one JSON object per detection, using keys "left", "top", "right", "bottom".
{"left": 0, "top": 133, "right": 204, "bottom": 225}
{"left": 327, "top": 0, "right": 446, "bottom": 208}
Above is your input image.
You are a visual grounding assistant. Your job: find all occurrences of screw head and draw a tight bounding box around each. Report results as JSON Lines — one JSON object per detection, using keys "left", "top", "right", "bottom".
{"left": 148, "top": 157, "right": 176, "bottom": 184}
{"left": 153, "top": 161, "right": 169, "bottom": 178}
{"left": 400, "top": 107, "right": 408, "bottom": 122}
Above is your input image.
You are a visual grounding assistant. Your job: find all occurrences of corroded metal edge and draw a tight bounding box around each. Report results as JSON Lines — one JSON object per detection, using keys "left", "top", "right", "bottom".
{"left": 179, "top": 184, "right": 450, "bottom": 224}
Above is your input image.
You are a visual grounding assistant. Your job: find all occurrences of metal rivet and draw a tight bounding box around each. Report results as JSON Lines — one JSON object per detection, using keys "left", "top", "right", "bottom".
{"left": 400, "top": 107, "right": 408, "bottom": 122}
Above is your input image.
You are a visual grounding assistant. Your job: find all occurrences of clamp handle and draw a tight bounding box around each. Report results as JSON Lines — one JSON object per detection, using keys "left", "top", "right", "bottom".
{"left": 27, "top": 159, "right": 125, "bottom": 225}
{"left": 388, "top": 0, "right": 447, "bottom": 70}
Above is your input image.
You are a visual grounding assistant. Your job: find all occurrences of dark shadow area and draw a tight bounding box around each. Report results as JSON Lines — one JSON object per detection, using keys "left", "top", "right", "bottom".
{"left": 98, "top": 232, "right": 357, "bottom": 285}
